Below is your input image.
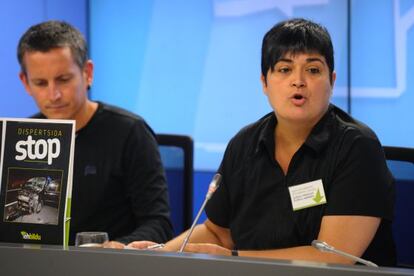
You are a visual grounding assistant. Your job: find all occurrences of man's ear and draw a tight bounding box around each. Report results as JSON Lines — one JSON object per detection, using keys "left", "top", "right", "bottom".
{"left": 19, "top": 72, "right": 33, "bottom": 96}
{"left": 83, "top": 60, "right": 94, "bottom": 88}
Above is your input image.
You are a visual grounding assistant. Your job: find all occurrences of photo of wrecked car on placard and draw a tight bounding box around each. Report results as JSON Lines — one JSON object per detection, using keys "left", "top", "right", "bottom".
{"left": 4, "top": 168, "right": 63, "bottom": 225}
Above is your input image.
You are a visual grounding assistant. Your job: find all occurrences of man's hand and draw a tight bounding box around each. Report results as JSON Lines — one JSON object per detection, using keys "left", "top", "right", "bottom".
{"left": 102, "top": 241, "right": 126, "bottom": 249}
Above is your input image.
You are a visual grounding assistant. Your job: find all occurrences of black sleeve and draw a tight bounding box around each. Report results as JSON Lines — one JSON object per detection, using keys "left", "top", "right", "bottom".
{"left": 115, "top": 120, "right": 173, "bottom": 244}
{"left": 325, "top": 136, "right": 394, "bottom": 220}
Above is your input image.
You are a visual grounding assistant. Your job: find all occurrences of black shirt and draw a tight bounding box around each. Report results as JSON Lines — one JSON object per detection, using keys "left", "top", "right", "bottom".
{"left": 33, "top": 102, "right": 173, "bottom": 244}
{"left": 206, "top": 104, "right": 396, "bottom": 266}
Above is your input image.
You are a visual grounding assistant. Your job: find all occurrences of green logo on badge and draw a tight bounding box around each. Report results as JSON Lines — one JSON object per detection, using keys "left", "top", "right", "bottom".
{"left": 313, "top": 188, "right": 324, "bottom": 203}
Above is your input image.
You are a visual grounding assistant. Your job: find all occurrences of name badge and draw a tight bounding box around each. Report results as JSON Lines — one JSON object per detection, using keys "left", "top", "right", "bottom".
{"left": 288, "top": 179, "right": 327, "bottom": 211}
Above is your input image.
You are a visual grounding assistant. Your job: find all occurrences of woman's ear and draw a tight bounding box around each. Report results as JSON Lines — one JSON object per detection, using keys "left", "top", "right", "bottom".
{"left": 261, "top": 74, "right": 268, "bottom": 95}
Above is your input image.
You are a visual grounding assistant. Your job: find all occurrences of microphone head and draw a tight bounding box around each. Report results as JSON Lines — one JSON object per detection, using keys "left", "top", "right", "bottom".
{"left": 211, "top": 173, "right": 222, "bottom": 187}
{"left": 311, "top": 240, "right": 378, "bottom": 267}
{"left": 206, "top": 173, "right": 222, "bottom": 199}
{"left": 311, "top": 240, "right": 332, "bottom": 252}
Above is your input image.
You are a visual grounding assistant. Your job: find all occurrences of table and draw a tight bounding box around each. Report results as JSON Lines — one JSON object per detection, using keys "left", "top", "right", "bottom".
{"left": 0, "top": 243, "right": 413, "bottom": 276}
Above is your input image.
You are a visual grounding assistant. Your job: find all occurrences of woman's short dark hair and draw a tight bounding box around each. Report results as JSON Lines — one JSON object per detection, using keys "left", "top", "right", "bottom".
{"left": 261, "top": 18, "right": 334, "bottom": 83}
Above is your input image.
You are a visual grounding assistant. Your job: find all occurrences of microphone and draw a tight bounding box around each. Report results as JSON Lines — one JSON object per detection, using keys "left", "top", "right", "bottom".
{"left": 178, "top": 173, "right": 222, "bottom": 253}
{"left": 311, "top": 240, "right": 378, "bottom": 267}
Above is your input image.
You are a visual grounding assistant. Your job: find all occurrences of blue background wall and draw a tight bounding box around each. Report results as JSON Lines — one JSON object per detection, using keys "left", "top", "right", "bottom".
{"left": 89, "top": 0, "right": 349, "bottom": 172}
{"left": 1, "top": 0, "right": 414, "bottom": 226}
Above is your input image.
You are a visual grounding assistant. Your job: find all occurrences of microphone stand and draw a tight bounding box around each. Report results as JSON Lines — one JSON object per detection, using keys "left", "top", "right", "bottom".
{"left": 178, "top": 173, "right": 222, "bottom": 253}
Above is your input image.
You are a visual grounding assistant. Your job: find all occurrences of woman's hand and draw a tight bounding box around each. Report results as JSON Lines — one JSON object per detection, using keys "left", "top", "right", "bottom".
{"left": 183, "top": 243, "right": 232, "bottom": 256}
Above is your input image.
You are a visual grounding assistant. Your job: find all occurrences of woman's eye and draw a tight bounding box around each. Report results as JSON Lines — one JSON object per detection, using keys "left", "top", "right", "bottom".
{"left": 307, "top": 67, "right": 320, "bottom": 74}
{"left": 58, "top": 77, "right": 71, "bottom": 83}
{"left": 278, "top": 67, "right": 290, "bottom": 73}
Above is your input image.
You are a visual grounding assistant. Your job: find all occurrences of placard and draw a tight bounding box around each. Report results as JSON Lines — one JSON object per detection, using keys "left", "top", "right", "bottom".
{"left": 0, "top": 118, "right": 75, "bottom": 246}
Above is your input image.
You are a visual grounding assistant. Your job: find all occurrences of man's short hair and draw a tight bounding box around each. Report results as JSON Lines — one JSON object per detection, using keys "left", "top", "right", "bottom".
{"left": 17, "top": 20, "right": 88, "bottom": 74}
{"left": 261, "top": 18, "right": 334, "bottom": 83}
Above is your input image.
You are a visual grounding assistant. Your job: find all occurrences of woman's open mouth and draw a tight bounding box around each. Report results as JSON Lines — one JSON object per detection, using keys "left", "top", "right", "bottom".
{"left": 291, "top": 93, "right": 306, "bottom": 106}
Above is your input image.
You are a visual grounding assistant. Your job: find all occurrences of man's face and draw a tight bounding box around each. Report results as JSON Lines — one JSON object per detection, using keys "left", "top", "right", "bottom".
{"left": 19, "top": 47, "right": 93, "bottom": 120}
{"left": 261, "top": 52, "right": 336, "bottom": 126}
